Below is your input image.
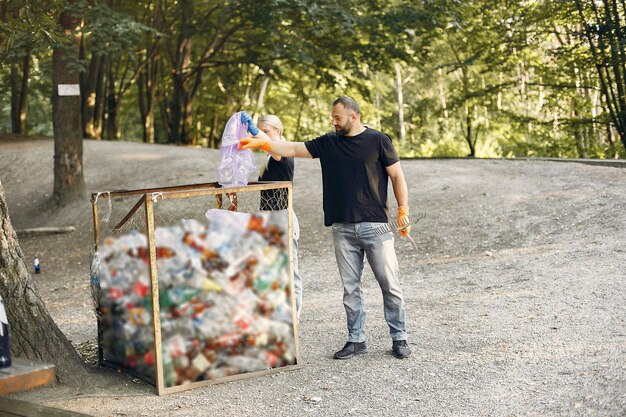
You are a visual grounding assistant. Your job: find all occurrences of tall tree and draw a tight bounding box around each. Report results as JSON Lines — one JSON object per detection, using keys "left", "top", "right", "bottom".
{"left": 574, "top": 0, "right": 626, "bottom": 152}
{"left": 137, "top": 1, "right": 164, "bottom": 144}
{"left": 79, "top": 35, "right": 107, "bottom": 139}
{"left": 0, "top": 183, "right": 89, "bottom": 383}
{"left": 1, "top": 0, "right": 59, "bottom": 135}
{"left": 9, "top": 53, "right": 29, "bottom": 134}
{"left": 52, "top": 4, "right": 86, "bottom": 205}
{"left": 77, "top": 0, "right": 156, "bottom": 141}
{"left": 395, "top": 63, "right": 406, "bottom": 145}
{"left": 163, "top": 0, "right": 274, "bottom": 145}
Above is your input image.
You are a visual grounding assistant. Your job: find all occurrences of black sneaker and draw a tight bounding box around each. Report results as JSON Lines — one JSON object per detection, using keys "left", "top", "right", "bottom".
{"left": 333, "top": 342, "right": 367, "bottom": 359}
{"left": 392, "top": 340, "right": 411, "bottom": 359}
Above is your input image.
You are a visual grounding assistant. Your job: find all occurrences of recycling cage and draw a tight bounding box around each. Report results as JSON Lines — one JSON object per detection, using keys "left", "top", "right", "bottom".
{"left": 90, "top": 181, "right": 301, "bottom": 395}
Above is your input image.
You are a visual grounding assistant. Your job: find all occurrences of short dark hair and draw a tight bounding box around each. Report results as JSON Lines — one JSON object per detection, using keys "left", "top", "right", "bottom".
{"left": 333, "top": 96, "right": 361, "bottom": 115}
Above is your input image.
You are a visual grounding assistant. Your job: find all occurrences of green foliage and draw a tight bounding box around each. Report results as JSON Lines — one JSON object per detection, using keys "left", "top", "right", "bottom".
{"left": 0, "top": 0, "right": 66, "bottom": 61}
{"left": 78, "top": 1, "right": 157, "bottom": 58}
{"left": 0, "top": 0, "right": 624, "bottom": 159}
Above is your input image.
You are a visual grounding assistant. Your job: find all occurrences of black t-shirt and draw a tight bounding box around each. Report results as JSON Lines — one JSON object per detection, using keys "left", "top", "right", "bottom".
{"left": 258, "top": 155, "right": 294, "bottom": 210}
{"left": 304, "top": 128, "right": 399, "bottom": 226}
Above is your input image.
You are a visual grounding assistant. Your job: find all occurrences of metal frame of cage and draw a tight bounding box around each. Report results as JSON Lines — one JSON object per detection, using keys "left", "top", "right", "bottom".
{"left": 90, "top": 181, "right": 301, "bottom": 395}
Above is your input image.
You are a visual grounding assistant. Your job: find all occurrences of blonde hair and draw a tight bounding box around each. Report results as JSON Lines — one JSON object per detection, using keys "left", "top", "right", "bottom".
{"left": 258, "top": 114, "right": 286, "bottom": 141}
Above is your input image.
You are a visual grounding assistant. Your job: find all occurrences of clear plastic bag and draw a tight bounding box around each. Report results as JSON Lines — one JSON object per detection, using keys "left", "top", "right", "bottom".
{"left": 216, "top": 112, "right": 257, "bottom": 187}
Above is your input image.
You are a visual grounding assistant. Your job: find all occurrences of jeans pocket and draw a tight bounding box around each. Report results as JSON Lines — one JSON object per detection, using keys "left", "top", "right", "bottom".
{"left": 361, "top": 222, "right": 387, "bottom": 238}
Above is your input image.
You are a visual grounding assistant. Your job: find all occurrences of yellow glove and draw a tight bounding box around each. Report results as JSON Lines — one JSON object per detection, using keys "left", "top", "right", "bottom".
{"left": 238, "top": 137, "right": 271, "bottom": 152}
{"left": 398, "top": 206, "right": 411, "bottom": 237}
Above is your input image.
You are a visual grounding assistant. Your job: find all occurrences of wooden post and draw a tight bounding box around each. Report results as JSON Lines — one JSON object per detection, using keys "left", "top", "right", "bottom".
{"left": 287, "top": 183, "right": 300, "bottom": 363}
{"left": 91, "top": 194, "right": 104, "bottom": 366}
{"left": 144, "top": 196, "right": 164, "bottom": 394}
{"left": 91, "top": 195, "right": 99, "bottom": 251}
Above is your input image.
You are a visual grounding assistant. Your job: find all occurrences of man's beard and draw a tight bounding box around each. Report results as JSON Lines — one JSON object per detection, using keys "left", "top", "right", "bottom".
{"left": 335, "top": 120, "right": 352, "bottom": 136}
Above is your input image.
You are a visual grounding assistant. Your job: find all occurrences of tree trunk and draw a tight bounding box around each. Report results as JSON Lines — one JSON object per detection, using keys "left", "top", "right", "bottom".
{"left": 170, "top": 60, "right": 193, "bottom": 145}
{"left": 138, "top": 71, "right": 151, "bottom": 143}
{"left": 575, "top": 0, "right": 626, "bottom": 152}
{"left": 438, "top": 68, "right": 449, "bottom": 130}
{"left": 169, "top": 0, "right": 193, "bottom": 144}
{"left": 138, "top": 55, "right": 158, "bottom": 144}
{"left": 169, "top": 79, "right": 183, "bottom": 144}
{"left": 170, "top": 68, "right": 191, "bottom": 144}
{"left": 294, "top": 89, "right": 306, "bottom": 141}
{"left": 52, "top": 9, "right": 86, "bottom": 206}
{"left": 93, "top": 55, "right": 108, "bottom": 140}
{"left": 0, "top": 184, "right": 89, "bottom": 383}
{"left": 209, "top": 111, "right": 219, "bottom": 149}
{"left": 10, "top": 54, "right": 29, "bottom": 135}
{"left": 465, "top": 102, "right": 476, "bottom": 157}
{"left": 257, "top": 75, "right": 270, "bottom": 110}
{"left": 183, "top": 95, "right": 194, "bottom": 145}
{"left": 80, "top": 42, "right": 106, "bottom": 140}
{"left": 395, "top": 63, "right": 406, "bottom": 145}
{"left": 138, "top": 3, "right": 162, "bottom": 145}
{"left": 104, "top": 65, "right": 119, "bottom": 141}
{"left": 0, "top": 2, "right": 7, "bottom": 49}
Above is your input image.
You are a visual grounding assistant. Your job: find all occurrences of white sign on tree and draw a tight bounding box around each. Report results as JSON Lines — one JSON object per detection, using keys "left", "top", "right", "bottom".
{"left": 57, "top": 84, "right": 80, "bottom": 96}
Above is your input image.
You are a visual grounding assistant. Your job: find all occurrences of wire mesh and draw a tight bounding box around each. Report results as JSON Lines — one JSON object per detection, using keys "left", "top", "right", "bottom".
{"left": 90, "top": 192, "right": 154, "bottom": 382}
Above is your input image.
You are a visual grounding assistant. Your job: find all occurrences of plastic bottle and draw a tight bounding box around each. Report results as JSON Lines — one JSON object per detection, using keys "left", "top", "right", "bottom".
{"left": 161, "top": 350, "right": 177, "bottom": 387}
{"left": 34, "top": 256, "right": 40, "bottom": 274}
{"left": 226, "top": 355, "right": 266, "bottom": 373}
{"left": 0, "top": 295, "right": 12, "bottom": 368}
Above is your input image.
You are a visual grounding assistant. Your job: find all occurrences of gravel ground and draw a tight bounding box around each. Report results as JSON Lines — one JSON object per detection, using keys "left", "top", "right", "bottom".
{"left": 1, "top": 135, "right": 625, "bottom": 416}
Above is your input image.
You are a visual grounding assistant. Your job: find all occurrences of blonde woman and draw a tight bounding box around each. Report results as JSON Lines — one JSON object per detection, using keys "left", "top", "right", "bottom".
{"left": 257, "top": 115, "right": 303, "bottom": 319}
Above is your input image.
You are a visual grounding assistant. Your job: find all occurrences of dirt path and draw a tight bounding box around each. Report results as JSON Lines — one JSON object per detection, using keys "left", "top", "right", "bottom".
{"left": 1, "top": 136, "right": 625, "bottom": 416}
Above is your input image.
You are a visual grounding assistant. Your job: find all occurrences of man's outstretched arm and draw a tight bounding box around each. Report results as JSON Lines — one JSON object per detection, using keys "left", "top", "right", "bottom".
{"left": 239, "top": 111, "right": 312, "bottom": 158}
{"left": 240, "top": 136, "right": 312, "bottom": 158}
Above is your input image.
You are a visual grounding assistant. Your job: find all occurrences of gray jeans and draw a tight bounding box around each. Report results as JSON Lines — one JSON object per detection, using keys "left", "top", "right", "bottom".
{"left": 331, "top": 222, "right": 407, "bottom": 343}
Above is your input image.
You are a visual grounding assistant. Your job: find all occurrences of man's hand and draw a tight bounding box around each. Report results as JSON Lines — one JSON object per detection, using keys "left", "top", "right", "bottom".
{"left": 238, "top": 137, "right": 271, "bottom": 152}
{"left": 398, "top": 206, "right": 411, "bottom": 237}
{"left": 240, "top": 111, "right": 259, "bottom": 135}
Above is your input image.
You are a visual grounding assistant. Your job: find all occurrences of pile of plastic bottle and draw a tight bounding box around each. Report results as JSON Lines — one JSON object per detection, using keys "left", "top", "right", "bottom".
{"left": 92, "top": 209, "right": 296, "bottom": 388}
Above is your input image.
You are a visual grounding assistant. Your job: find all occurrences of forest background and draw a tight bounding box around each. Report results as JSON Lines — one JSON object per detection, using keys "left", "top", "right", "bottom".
{"left": 1, "top": 0, "right": 626, "bottom": 159}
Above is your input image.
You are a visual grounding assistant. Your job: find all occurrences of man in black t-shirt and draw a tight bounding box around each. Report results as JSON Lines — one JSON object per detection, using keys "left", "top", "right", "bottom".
{"left": 239, "top": 97, "right": 412, "bottom": 359}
